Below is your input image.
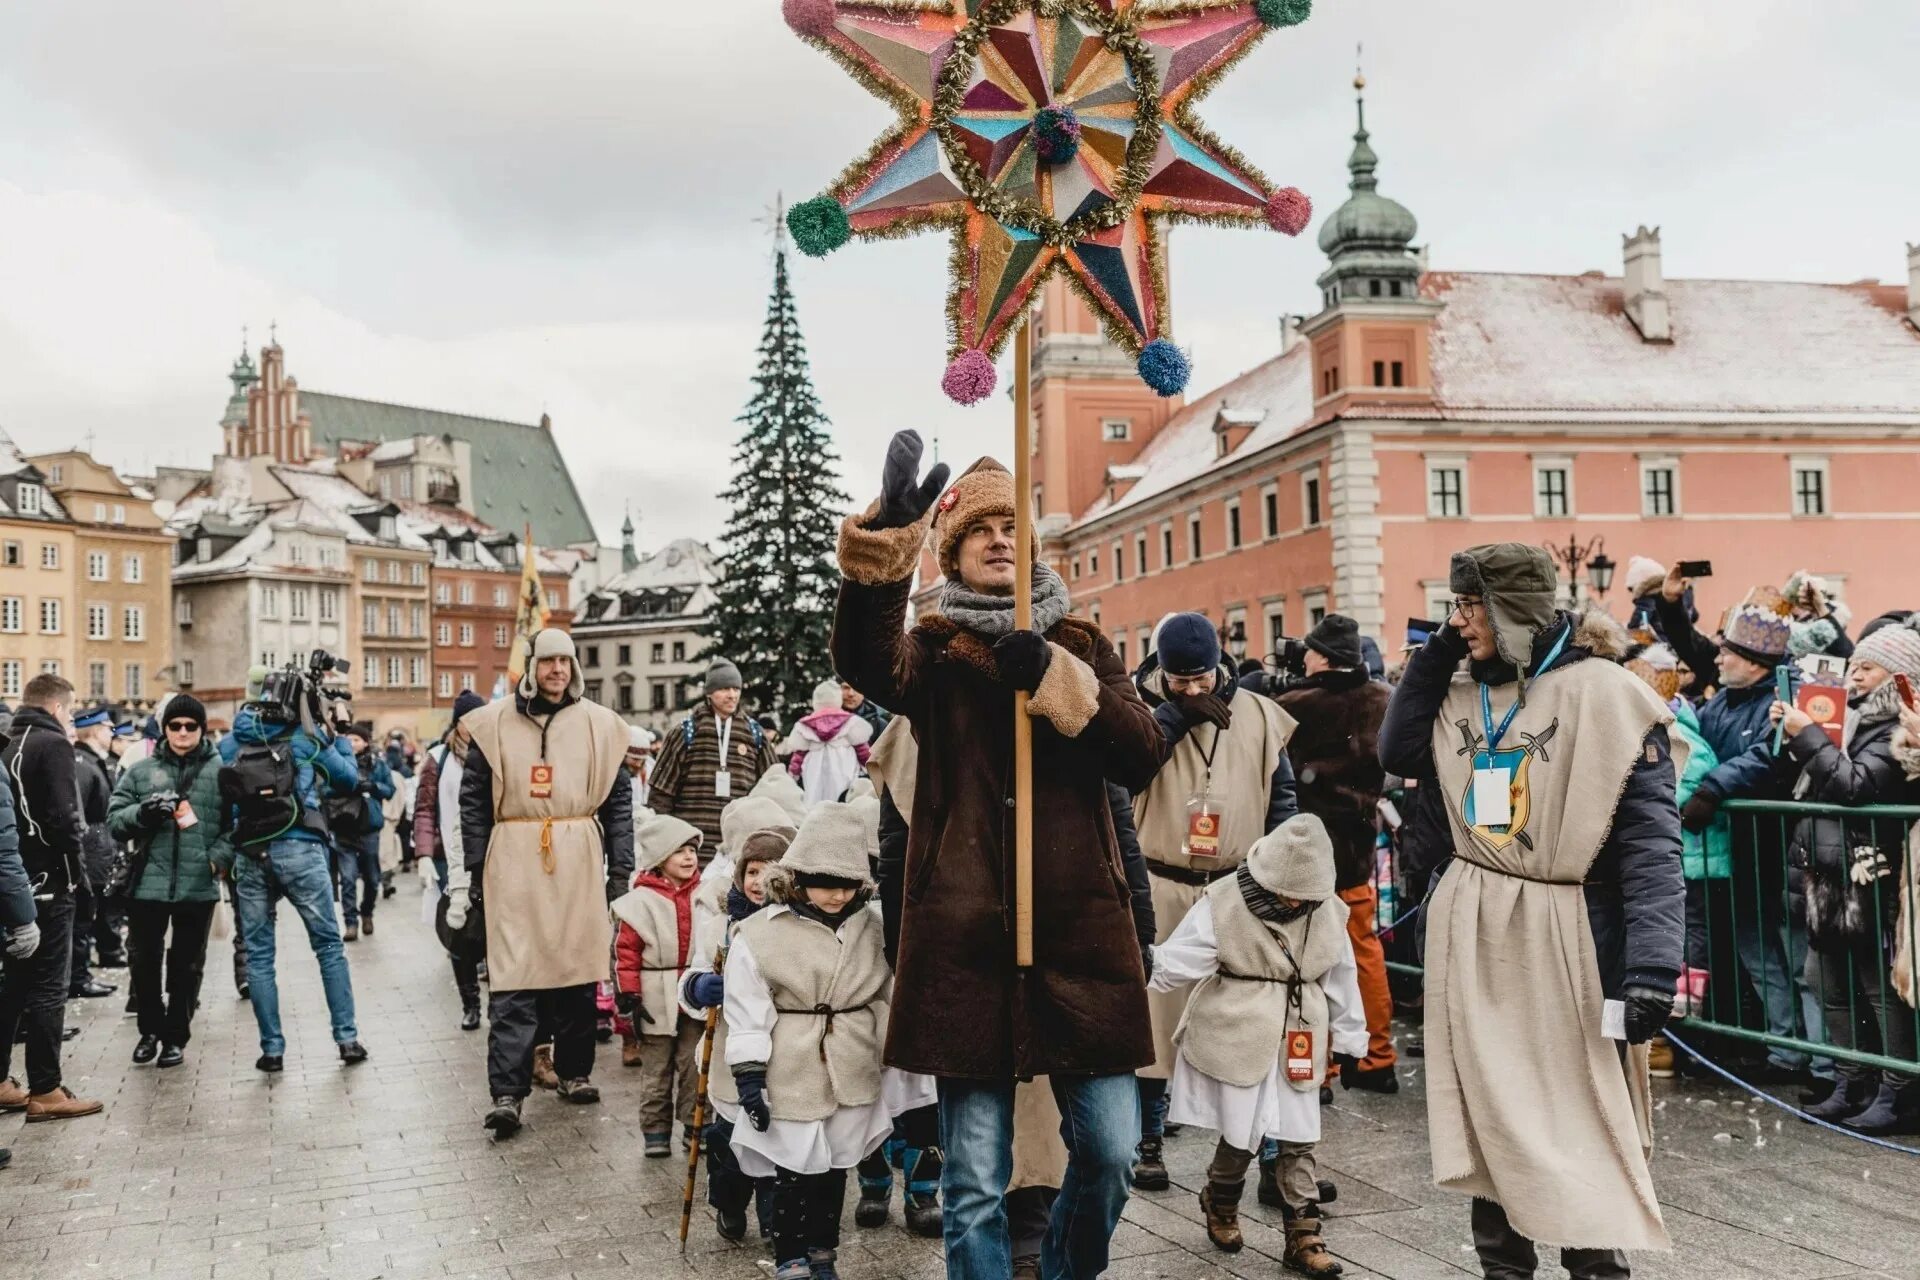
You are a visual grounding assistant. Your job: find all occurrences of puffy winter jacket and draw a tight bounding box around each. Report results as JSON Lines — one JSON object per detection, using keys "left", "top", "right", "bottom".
{"left": 108, "top": 737, "right": 233, "bottom": 901}
{"left": 349, "top": 750, "right": 396, "bottom": 833}
{"left": 0, "top": 704, "right": 87, "bottom": 894}
{"left": 1671, "top": 701, "right": 1732, "bottom": 880}
{"left": 0, "top": 762, "right": 32, "bottom": 928}
{"left": 413, "top": 748, "right": 443, "bottom": 861}
{"left": 217, "top": 708, "right": 360, "bottom": 847}
{"left": 1782, "top": 709, "right": 1918, "bottom": 950}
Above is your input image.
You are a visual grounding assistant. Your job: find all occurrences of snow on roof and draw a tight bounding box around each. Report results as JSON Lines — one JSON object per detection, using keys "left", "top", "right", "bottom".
{"left": 366, "top": 439, "right": 418, "bottom": 462}
{"left": 599, "top": 538, "right": 720, "bottom": 593}
{"left": 1423, "top": 272, "right": 1920, "bottom": 417}
{"left": 272, "top": 466, "right": 432, "bottom": 550}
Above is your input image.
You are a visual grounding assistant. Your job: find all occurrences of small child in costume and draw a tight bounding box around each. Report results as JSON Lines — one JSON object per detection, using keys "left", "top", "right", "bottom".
{"left": 779, "top": 680, "right": 875, "bottom": 809}
{"left": 724, "top": 804, "right": 894, "bottom": 1280}
{"left": 680, "top": 826, "right": 791, "bottom": 1243}
{"left": 612, "top": 814, "right": 705, "bottom": 1158}
{"left": 695, "top": 794, "right": 793, "bottom": 941}
{"left": 1149, "top": 814, "right": 1367, "bottom": 1278}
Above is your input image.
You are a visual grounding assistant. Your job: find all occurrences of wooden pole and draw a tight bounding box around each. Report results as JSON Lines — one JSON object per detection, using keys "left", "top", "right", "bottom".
{"left": 679, "top": 951, "right": 725, "bottom": 1252}
{"left": 1013, "top": 318, "right": 1035, "bottom": 969}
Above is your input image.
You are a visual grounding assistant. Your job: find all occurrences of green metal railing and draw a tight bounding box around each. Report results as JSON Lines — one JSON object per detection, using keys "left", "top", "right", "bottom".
{"left": 1374, "top": 798, "right": 1920, "bottom": 1074}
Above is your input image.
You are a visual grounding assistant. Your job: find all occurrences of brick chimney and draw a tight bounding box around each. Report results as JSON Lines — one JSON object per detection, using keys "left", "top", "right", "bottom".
{"left": 1908, "top": 242, "right": 1920, "bottom": 331}
{"left": 1622, "top": 226, "right": 1671, "bottom": 343}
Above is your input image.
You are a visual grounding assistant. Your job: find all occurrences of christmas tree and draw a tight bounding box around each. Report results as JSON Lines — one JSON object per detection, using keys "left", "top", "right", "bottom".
{"left": 705, "top": 244, "right": 852, "bottom": 727}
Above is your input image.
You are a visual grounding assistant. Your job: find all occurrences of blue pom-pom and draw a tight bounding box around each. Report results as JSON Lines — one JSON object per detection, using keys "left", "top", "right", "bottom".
{"left": 1137, "top": 340, "right": 1190, "bottom": 396}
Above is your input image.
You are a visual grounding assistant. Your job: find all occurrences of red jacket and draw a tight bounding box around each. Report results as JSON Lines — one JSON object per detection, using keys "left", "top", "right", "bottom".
{"left": 412, "top": 750, "right": 442, "bottom": 861}
{"left": 614, "top": 871, "right": 700, "bottom": 995}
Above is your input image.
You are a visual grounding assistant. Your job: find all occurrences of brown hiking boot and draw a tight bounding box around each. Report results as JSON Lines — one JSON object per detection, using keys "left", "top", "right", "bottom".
{"left": 1283, "top": 1206, "right": 1343, "bottom": 1277}
{"left": 621, "top": 1038, "right": 643, "bottom": 1068}
{"left": 532, "top": 1044, "right": 560, "bottom": 1090}
{"left": 1200, "top": 1180, "right": 1245, "bottom": 1253}
{"left": 342, "top": 922, "right": 359, "bottom": 942}
{"left": 0, "top": 1077, "right": 28, "bottom": 1112}
{"left": 26, "top": 1087, "right": 104, "bottom": 1123}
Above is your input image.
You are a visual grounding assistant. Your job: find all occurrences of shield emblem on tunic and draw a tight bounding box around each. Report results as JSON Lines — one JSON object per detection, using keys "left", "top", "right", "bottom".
{"left": 1462, "top": 746, "right": 1534, "bottom": 850}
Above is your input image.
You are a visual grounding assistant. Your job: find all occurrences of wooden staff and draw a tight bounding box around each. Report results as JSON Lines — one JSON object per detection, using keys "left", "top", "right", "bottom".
{"left": 1013, "top": 318, "right": 1035, "bottom": 968}
{"left": 679, "top": 948, "right": 726, "bottom": 1253}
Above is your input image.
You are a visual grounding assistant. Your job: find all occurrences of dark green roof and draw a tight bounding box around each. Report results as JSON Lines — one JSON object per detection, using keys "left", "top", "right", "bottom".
{"left": 301, "top": 392, "right": 597, "bottom": 548}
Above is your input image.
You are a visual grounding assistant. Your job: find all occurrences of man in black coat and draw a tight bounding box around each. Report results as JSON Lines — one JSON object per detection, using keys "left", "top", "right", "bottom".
{"left": 67, "top": 708, "right": 121, "bottom": 997}
{"left": 0, "top": 675, "right": 105, "bottom": 1122}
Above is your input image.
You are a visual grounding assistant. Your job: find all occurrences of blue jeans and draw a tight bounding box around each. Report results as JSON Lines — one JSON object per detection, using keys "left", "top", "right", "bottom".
{"left": 432, "top": 853, "right": 450, "bottom": 892}
{"left": 1730, "top": 907, "right": 1830, "bottom": 1075}
{"left": 334, "top": 836, "right": 382, "bottom": 926}
{"left": 234, "top": 838, "right": 359, "bottom": 1056}
{"left": 938, "top": 1074, "right": 1138, "bottom": 1280}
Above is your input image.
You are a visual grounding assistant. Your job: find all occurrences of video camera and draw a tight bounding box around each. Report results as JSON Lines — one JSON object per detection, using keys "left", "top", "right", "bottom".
{"left": 1262, "top": 637, "right": 1309, "bottom": 693}
{"left": 254, "top": 649, "right": 353, "bottom": 734}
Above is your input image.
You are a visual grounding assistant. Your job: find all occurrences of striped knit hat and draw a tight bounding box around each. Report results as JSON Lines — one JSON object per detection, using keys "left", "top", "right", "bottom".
{"left": 1852, "top": 618, "right": 1920, "bottom": 682}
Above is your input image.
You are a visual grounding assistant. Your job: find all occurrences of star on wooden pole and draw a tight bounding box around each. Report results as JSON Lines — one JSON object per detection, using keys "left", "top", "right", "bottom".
{"left": 781, "top": 0, "right": 1315, "bottom": 404}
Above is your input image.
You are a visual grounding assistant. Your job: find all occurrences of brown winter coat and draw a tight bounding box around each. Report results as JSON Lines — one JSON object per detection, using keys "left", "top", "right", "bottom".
{"left": 832, "top": 506, "right": 1169, "bottom": 1080}
{"left": 1275, "top": 669, "right": 1393, "bottom": 892}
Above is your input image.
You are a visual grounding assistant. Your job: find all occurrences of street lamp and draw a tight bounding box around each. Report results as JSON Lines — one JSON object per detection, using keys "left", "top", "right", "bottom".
{"left": 1226, "top": 620, "right": 1248, "bottom": 663}
{"left": 1543, "top": 534, "right": 1610, "bottom": 609}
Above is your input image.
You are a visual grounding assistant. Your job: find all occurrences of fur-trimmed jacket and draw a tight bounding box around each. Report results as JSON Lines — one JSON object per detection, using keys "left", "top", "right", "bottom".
{"left": 832, "top": 504, "right": 1170, "bottom": 1080}
{"left": 1276, "top": 667, "right": 1392, "bottom": 892}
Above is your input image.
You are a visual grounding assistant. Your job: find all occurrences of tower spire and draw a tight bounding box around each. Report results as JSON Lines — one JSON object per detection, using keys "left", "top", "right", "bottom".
{"left": 1348, "top": 47, "right": 1378, "bottom": 196}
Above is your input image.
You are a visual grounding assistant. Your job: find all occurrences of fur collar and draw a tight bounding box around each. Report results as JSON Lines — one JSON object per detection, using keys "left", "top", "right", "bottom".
{"left": 1573, "top": 606, "right": 1633, "bottom": 661}
{"left": 913, "top": 611, "right": 1101, "bottom": 680}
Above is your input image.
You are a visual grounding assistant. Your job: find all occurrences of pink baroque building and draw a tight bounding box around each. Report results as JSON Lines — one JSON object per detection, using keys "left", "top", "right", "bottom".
{"left": 1037, "top": 85, "right": 1920, "bottom": 666}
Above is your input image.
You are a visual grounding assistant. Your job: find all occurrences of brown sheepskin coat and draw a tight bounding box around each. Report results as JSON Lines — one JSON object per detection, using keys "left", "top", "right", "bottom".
{"left": 833, "top": 506, "right": 1169, "bottom": 1080}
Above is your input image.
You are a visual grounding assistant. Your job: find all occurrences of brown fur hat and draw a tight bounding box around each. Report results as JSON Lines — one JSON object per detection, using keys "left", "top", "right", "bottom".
{"left": 733, "top": 826, "right": 795, "bottom": 891}
{"left": 931, "top": 457, "right": 1039, "bottom": 580}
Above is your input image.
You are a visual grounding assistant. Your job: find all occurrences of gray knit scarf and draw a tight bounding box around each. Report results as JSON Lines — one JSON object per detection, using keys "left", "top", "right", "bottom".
{"left": 940, "top": 563, "right": 1071, "bottom": 638}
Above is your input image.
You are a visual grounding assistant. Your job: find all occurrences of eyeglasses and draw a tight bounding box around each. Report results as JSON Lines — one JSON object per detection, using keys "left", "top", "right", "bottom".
{"left": 1449, "top": 597, "right": 1484, "bottom": 620}
{"left": 165, "top": 720, "right": 201, "bottom": 733}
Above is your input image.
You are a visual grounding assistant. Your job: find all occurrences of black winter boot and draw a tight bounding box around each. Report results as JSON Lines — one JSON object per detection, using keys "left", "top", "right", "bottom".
{"left": 902, "top": 1146, "right": 944, "bottom": 1238}
{"left": 1843, "top": 1079, "right": 1920, "bottom": 1136}
{"left": 1805, "top": 1072, "right": 1877, "bottom": 1123}
{"left": 1258, "top": 1157, "right": 1282, "bottom": 1208}
{"left": 854, "top": 1150, "right": 892, "bottom": 1228}
{"left": 1130, "top": 1136, "right": 1169, "bottom": 1191}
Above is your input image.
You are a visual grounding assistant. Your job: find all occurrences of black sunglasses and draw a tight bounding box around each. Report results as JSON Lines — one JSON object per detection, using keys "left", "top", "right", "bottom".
{"left": 165, "top": 720, "right": 202, "bottom": 732}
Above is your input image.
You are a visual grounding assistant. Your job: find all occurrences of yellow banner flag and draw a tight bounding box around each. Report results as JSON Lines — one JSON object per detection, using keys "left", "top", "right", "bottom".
{"left": 506, "top": 523, "right": 550, "bottom": 684}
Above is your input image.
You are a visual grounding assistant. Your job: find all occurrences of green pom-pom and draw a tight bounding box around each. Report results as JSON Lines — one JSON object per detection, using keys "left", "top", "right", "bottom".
{"left": 788, "top": 197, "right": 851, "bottom": 258}
{"left": 1255, "top": 0, "right": 1311, "bottom": 27}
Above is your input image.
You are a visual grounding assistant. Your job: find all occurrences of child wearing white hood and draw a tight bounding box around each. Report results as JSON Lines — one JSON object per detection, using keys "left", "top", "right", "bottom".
{"left": 779, "top": 680, "right": 873, "bottom": 808}
{"left": 1149, "top": 814, "right": 1367, "bottom": 1278}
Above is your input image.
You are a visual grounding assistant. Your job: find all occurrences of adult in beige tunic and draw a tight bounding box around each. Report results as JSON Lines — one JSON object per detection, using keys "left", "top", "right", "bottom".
{"left": 1380, "top": 544, "right": 1684, "bottom": 1280}
{"left": 1126, "top": 611, "right": 1296, "bottom": 1190}
{"left": 460, "top": 628, "right": 634, "bottom": 1134}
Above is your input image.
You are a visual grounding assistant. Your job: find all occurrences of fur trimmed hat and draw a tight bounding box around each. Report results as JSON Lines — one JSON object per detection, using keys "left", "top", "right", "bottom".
{"left": 1244, "top": 814, "right": 1336, "bottom": 903}
{"left": 734, "top": 827, "right": 794, "bottom": 889}
{"left": 778, "top": 802, "right": 872, "bottom": 884}
{"left": 520, "top": 628, "right": 584, "bottom": 701}
{"left": 1450, "top": 543, "right": 1560, "bottom": 699}
{"left": 930, "top": 457, "right": 1039, "bottom": 580}
{"left": 636, "top": 814, "right": 703, "bottom": 871}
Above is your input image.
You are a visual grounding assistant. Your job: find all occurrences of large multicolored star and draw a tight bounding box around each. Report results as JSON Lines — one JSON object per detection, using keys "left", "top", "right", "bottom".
{"left": 781, "top": 0, "right": 1315, "bottom": 404}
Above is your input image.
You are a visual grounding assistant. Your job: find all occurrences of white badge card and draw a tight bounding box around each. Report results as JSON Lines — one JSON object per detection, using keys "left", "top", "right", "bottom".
{"left": 1471, "top": 767, "right": 1513, "bottom": 828}
{"left": 1601, "top": 999, "right": 1627, "bottom": 1041}
{"left": 714, "top": 769, "right": 733, "bottom": 800}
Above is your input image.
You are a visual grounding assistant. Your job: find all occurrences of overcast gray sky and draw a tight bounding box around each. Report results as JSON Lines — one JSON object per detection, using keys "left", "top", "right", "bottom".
{"left": 2, "top": 1, "right": 1915, "bottom": 550}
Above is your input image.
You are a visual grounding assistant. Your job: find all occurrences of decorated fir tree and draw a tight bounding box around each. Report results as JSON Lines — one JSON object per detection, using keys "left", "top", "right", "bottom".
{"left": 705, "top": 246, "right": 851, "bottom": 727}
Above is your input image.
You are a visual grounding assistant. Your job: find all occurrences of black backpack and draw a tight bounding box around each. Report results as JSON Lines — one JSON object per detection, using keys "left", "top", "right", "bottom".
{"left": 219, "top": 739, "right": 310, "bottom": 852}
{"left": 323, "top": 787, "right": 368, "bottom": 840}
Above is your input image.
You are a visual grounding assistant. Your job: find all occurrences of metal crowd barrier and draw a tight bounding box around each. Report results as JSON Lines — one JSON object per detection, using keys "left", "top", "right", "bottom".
{"left": 1372, "top": 797, "right": 1920, "bottom": 1074}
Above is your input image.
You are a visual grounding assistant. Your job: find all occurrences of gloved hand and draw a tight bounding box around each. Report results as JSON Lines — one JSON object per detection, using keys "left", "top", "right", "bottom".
{"left": 5, "top": 921, "right": 41, "bottom": 959}
{"left": 1140, "top": 944, "right": 1154, "bottom": 983}
{"left": 871, "top": 430, "right": 952, "bottom": 531}
{"left": 1331, "top": 1051, "right": 1362, "bottom": 1085}
{"left": 994, "top": 631, "right": 1051, "bottom": 693}
{"left": 1679, "top": 791, "right": 1721, "bottom": 834}
{"left": 1431, "top": 623, "right": 1471, "bottom": 661}
{"left": 1622, "top": 986, "right": 1674, "bottom": 1045}
{"left": 444, "top": 892, "right": 469, "bottom": 932}
{"left": 615, "top": 991, "right": 638, "bottom": 1018}
{"left": 1173, "top": 691, "right": 1233, "bottom": 731}
{"left": 689, "top": 973, "right": 726, "bottom": 1009}
{"left": 734, "top": 1068, "right": 772, "bottom": 1132}
{"left": 139, "top": 793, "right": 178, "bottom": 831}
{"left": 467, "top": 882, "right": 484, "bottom": 918}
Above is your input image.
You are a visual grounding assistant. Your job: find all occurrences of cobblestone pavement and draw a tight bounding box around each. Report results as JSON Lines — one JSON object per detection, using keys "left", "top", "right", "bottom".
{"left": 5, "top": 876, "right": 1919, "bottom": 1280}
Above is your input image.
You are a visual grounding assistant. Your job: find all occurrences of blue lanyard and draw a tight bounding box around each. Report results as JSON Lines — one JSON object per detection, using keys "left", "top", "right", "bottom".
{"left": 1479, "top": 629, "right": 1570, "bottom": 752}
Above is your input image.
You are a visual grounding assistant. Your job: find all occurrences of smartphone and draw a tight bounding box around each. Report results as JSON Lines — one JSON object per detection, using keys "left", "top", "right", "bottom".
{"left": 1407, "top": 617, "right": 1442, "bottom": 645}
{"left": 1676, "top": 560, "right": 1714, "bottom": 579}
{"left": 1898, "top": 674, "right": 1916, "bottom": 711}
{"left": 1772, "top": 666, "right": 1793, "bottom": 754}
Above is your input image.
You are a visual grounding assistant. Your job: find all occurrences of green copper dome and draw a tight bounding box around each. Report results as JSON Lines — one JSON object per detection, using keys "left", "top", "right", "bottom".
{"left": 1317, "top": 92, "right": 1417, "bottom": 257}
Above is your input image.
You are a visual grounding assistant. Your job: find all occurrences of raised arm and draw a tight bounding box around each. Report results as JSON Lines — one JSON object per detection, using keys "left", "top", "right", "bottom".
{"left": 1380, "top": 626, "right": 1469, "bottom": 777}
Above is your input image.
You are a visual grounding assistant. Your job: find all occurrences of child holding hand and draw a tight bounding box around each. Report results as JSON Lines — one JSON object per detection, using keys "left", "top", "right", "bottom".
{"left": 612, "top": 814, "right": 705, "bottom": 1157}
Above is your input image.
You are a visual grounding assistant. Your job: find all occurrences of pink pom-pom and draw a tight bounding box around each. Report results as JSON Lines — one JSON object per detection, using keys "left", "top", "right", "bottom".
{"left": 782, "top": 0, "right": 839, "bottom": 38}
{"left": 1265, "top": 187, "right": 1313, "bottom": 237}
{"left": 942, "top": 350, "right": 997, "bottom": 406}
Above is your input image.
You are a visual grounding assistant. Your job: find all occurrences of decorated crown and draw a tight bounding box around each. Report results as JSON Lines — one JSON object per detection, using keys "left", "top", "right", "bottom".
{"left": 1724, "top": 604, "right": 1792, "bottom": 659}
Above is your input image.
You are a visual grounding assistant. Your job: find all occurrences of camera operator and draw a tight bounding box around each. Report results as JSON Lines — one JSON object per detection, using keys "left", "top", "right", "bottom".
{"left": 218, "top": 657, "right": 371, "bottom": 1073}
{"left": 0, "top": 675, "right": 105, "bottom": 1122}
{"left": 329, "top": 722, "right": 394, "bottom": 941}
{"left": 107, "top": 694, "right": 233, "bottom": 1068}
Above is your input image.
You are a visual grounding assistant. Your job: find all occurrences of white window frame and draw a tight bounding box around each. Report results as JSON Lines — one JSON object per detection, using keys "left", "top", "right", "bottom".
{"left": 92, "top": 501, "right": 105, "bottom": 521}
{"left": 1791, "top": 455, "right": 1831, "bottom": 517}
{"left": 87, "top": 603, "right": 108, "bottom": 640}
{"left": 122, "top": 605, "right": 144, "bottom": 641}
{"left": 388, "top": 656, "right": 404, "bottom": 686}
{"left": 123, "top": 552, "right": 143, "bottom": 583}
{"left": 1301, "top": 470, "right": 1323, "bottom": 529}
{"left": 0, "top": 596, "right": 20, "bottom": 633}
{"left": 1261, "top": 598, "right": 1287, "bottom": 660}
{"left": 438, "top": 672, "right": 454, "bottom": 698}
{"left": 111, "top": 503, "right": 125, "bottom": 525}
{"left": 88, "top": 662, "right": 108, "bottom": 698}
{"left": 260, "top": 585, "right": 280, "bottom": 619}
{"left": 40, "top": 542, "right": 59, "bottom": 570}
{"left": 319, "top": 589, "right": 337, "bottom": 622}
{"left": 87, "top": 551, "right": 108, "bottom": 581}
{"left": 1101, "top": 418, "right": 1132, "bottom": 443}
{"left": 290, "top": 587, "right": 310, "bottom": 621}
{"left": 1112, "top": 540, "right": 1123, "bottom": 584}
{"left": 176, "top": 595, "right": 193, "bottom": 626}
{"left": 1426, "top": 456, "right": 1468, "bottom": 519}
{"left": 123, "top": 662, "right": 142, "bottom": 699}
{"left": 181, "top": 660, "right": 194, "bottom": 685}
{"left": 1639, "top": 456, "right": 1680, "bottom": 518}
{"left": 39, "top": 598, "right": 62, "bottom": 635}
{"left": 409, "top": 656, "right": 425, "bottom": 687}
{"left": 362, "top": 558, "right": 380, "bottom": 583}
{"left": 1188, "top": 511, "right": 1203, "bottom": 562}
{"left": 362, "top": 602, "right": 379, "bottom": 635}
{"left": 458, "top": 582, "right": 474, "bottom": 605}
{"left": 1532, "top": 456, "right": 1574, "bottom": 519}
{"left": 1303, "top": 590, "right": 1330, "bottom": 628}
{"left": 460, "top": 672, "right": 476, "bottom": 693}
{"left": 1225, "top": 498, "right": 1243, "bottom": 550}
{"left": 434, "top": 583, "right": 451, "bottom": 606}
{"left": 1134, "top": 531, "right": 1148, "bottom": 576}
{"left": 459, "top": 623, "right": 475, "bottom": 647}
{"left": 495, "top": 624, "right": 510, "bottom": 647}
{"left": 0, "top": 660, "right": 20, "bottom": 698}
{"left": 436, "top": 622, "right": 452, "bottom": 646}
{"left": 1260, "top": 483, "right": 1279, "bottom": 539}
{"left": 493, "top": 585, "right": 508, "bottom": 608}
{"left": 16, "top": 484, "right": 42, "bottom": 516}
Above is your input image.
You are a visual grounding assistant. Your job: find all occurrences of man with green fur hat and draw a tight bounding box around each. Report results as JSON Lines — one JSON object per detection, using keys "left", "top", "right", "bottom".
{"left": 1380, "top": 543, "right": 1685, "bottom": 1278}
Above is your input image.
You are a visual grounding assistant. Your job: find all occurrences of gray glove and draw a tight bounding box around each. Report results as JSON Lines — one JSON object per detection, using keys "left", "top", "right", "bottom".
{"left": 6, "top": 921, "right": 42, "bottom": 959}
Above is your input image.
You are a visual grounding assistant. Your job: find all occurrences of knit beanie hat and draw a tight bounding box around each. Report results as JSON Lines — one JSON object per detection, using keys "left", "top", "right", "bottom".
{"left": 1153, "top": 612, "right": 1221, "bottom": 677}
{"left": 1723, "top": 604, "right": 1791, "bottom": 666}
{"left": 778, "top": 802, "right": 873, "bottom": 884}
{"left": 748, "top": 765, "right": 808, "bottom": 826}
{"left": 1624, "top": 556, "right": 1667, "bottom": 599}
{"left": 1305, "top": 613, "right": 1363, "bottom": 669}
{"left": 163, "top": 692, "right": 208, "bottom": 729}
{"left": 636, "top": 814, "right": 703, "bottom": 871}
{"left": 720, "top": 795, "right": 792, "bottom": 857}
{"left": 734, "top": 827, "right": 794, "bottom": 889}
{"left": 1852, "top": 618, "right": 1920, "bottom": 683}
{"left": 451, "top": 689, "right": 486, "bottom": 725}
{"left": 930, "top": 457, "right": 1039, "bottom": 580}
{"left": 1244, "top": 814, "right": 1335, "bottom": 903}
{"left": 1450, "top": 543, "right": 1560, "bottom": 699}
{"left": 811, "top": 679, "right": 843, "bottom": 713}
